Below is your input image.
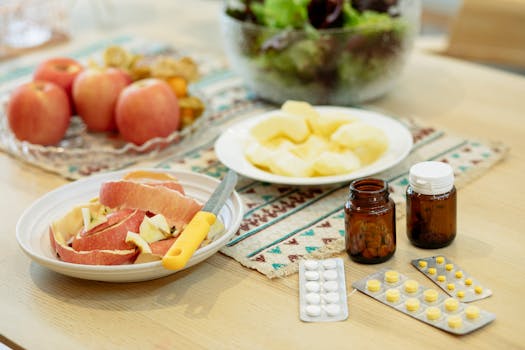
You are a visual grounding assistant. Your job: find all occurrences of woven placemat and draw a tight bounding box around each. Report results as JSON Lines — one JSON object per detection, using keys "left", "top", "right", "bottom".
{"left": 155, "top": 71, "right": 508, "bottom": 279}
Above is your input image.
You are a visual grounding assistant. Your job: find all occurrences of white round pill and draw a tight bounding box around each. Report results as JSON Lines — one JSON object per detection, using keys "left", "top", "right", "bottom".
{"left": 323, "top": 270, "right": 338, "bottom": 281}
{"left": 305, "top": 305, "right": 322, "bottom": 317}
{"left": 305, "top": 271, "right": 320, "bottom": 281}
{"left": 305, "top": 281, "right": 321, "bottom": 293}
{"left": 322, "top": 292, "right": 340, "bottom": 304}
{"left": 324, "top": 304, "right": 341, "bottom": 316}
{"left": 323, "top": 281, "right": 339, "bottom": 292}
{"left": 322, "top": 260, "right": 337, "bottom": 269}
{"left": 304, "top": 260, "right": 319, "bottom": 270}
{"left": 305, "top": 293, "right": 321, "bottom": 305}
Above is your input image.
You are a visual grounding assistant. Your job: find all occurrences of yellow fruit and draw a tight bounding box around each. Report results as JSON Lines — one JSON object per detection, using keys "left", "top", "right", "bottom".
{"left": 314, "top": 111, "right": 357, "bottom": 137}
{"left": 291, "top": 135, "right": 330, "bottom": 161}
{"left": 251, "top": 114, "right": 310, "bottom": 143}
{"left": 331, "top": 122, "right": 388, "bottom": 165}
{"left": 312, "top": 150, "right": 361, "bottom": 176}
{"left": 268, "top": 151, "right": 314, "bottom": 177}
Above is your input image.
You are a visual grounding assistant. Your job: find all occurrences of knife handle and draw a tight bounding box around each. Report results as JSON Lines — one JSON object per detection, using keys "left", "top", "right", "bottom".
{"left": 162, "top": 211, "right": 216, "bottom": 270}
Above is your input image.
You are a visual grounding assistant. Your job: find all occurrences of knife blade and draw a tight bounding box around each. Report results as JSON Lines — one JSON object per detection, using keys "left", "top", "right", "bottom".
{"left": 162, "top": 170, "right": 238, "bottom": 270}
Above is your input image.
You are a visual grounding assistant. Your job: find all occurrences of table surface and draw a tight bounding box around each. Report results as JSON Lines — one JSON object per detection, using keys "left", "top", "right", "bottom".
{"left": 1, "top": 1, "right": 525, "bottom": 349}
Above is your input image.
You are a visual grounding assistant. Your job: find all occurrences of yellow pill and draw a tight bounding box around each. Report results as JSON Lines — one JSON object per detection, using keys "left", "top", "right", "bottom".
{"left": 474, "top": 286, "right": 483, "bottom": 294}
{"left": 447, "top": 315, "right": 463, "bottom": 329}
{"left": 366, "top": 279, "right": 382, "bottom": 292}
{"left": 385, "top": 288, "right": 401, "bottom": 303}
{"left": 447, "top": 283, "right": 456, "bottom": 291}
{"left": 428, "top": 267, "right": 437, "bottom": 275}
{"left": 445, "top": 263, "right": 454, "bottom": 271}
{"left": 455, "top": 271, "right": 463, "bottom": 279}
{"left": 457, "top": 291, "right": 465, "bottom": 299}
{"left": 465, "top": 278, "right": 473, "bottom": 286}
{"left": 405, "top": 298, "right": 420, "bottom": 312}
{"left": 437, "top": 275, "right": 446, "bottom": 283}
{"left": 384, "top": 270, "right": 399, "bottom": 284}
{"left": 424, "top": 289, "right": 439, "bottom": 303}
{"left": 465, "top": 305, "right": 480, "bottom": 320}
{"left": 418, "top": 260, "right": 427, "bottom": 268}
{"left": 436, "top": 256, "right": 445, "bottom": 264}
{"left": 444, "top": 297, "right": 459, "bottom": 312}
{"left": 404, "top": 280, "right": 419, "bottom": 294}
{"left": 426, "top": 306, "right": 441, "bottom": 320}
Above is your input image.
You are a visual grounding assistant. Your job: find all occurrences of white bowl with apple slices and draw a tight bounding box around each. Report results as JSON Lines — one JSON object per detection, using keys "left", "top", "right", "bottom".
{"left": 15, "top": 169, "right": 244, "bottom": 282}
{"left": 215, "top": 106, "right": 413, "bottom": 186}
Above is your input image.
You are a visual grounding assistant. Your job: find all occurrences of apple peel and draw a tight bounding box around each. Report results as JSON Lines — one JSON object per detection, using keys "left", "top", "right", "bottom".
{"left": 99, "top": 180, "right": 202, "bottom": 231}
{"left": 49, "top": 204, "right": 138, "bottom": 265}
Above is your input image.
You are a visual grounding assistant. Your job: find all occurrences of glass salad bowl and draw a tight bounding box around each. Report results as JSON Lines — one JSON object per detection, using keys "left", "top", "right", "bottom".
{"left": 220, "top": 0, "right": 421, "bottom": 105}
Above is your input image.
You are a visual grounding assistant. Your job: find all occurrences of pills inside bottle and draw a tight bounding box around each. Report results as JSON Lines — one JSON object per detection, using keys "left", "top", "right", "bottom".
{"left": 406, "top": 161, "right": 457, "bottom": 248}
{"left": 345, "top": 178, "right": 396, "bottom": 264}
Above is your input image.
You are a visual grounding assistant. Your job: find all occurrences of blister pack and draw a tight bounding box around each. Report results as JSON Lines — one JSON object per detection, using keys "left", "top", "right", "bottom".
{"left": 411, "top": 256, "right": 492, "bottom": 302}
{"left": 352, "top": 268, "right": 495, "bottom": 335}
{"left": 298, "top": 258, "right": 349, "bottom": 322}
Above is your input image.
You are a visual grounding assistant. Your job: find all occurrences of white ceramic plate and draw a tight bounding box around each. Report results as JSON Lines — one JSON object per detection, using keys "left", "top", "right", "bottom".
{"left": 16, "top": 169, "right": 244, "bottom": 283}
{"left": 215, "top": 106, "right": 413, "bottom": 186}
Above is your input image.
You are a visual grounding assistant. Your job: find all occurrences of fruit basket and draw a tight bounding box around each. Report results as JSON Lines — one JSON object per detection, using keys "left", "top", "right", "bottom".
{"left": 0, "top": 90, "right": 210, "bottom": 179}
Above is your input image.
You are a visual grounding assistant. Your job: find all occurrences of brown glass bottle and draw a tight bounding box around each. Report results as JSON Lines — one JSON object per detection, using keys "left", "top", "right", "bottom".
{"left": 344, "top": 178, "right": 396, "bottom": 264}
{"left": 406, "top": 161, "right": 457, "bottom": 248}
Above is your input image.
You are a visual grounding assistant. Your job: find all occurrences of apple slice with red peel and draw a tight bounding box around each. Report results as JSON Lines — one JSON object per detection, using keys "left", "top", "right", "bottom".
{"left": 72, "top": 209, "right": 145, "bottom": 251}
{"left": 150, "top": 237, "right": 177, "bottom": 256}
{"left": 50, "top": 230, "right": 138, "bottom": 265}
{"left": 99, "top": 180, "right": 202, "bottom": 230}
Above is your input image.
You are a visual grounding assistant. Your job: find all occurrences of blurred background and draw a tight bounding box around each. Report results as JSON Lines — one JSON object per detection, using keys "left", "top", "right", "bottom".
{"left": 1, "top": 0, "right": 524, "bottom": 74}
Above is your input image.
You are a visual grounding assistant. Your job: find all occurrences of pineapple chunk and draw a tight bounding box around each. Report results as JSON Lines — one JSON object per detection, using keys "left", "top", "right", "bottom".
{"left": 315, "top": 112, "right": 357, "bottom": 137}
{"left": 245, "top": 138, "right": 293, "bottom": 169}
{"left": 313, "top": 151, "right": 361, "bottom": 176}
{"left": 281, "top": 100, "right": 320, "bottom": 132}
{"left": 250, "top": 114, "right": 310, "bottom": 143}
{"left": 291, "top": 134, "right": 330, "bottom": 161}
{"left": 268, "top": 151, "right": 314, "bottom": 177}
{"left": 331, "top": 122, "right": 388, "bottom": 164}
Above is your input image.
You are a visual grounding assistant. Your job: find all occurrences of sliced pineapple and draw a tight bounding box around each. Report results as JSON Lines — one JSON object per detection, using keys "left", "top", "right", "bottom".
{"left": 313, "top": 151, "right": 361, "bottom": 176}
{"left": 250, "top": 114, "right": 310, "bottom": 143}
{"left": 268, "top": 151, "right": 314, "bottom": 177}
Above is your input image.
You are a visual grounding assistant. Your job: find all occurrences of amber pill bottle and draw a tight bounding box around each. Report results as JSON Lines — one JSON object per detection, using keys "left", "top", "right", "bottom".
{"left": 406, "top": 161, "right": 456, "bottom": 248}
{"left": 345, "top": 178, "right": 396, "bottom": 264}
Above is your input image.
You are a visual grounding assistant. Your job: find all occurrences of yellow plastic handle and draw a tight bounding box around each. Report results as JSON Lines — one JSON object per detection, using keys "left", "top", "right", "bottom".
{"left": 162, "top": 211, "right": 216, "bottom": 270}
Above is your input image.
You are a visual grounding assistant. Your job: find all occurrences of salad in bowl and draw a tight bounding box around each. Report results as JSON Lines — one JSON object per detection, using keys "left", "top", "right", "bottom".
{"left": 221, "top": 0, "right": 421, "bottom": 105}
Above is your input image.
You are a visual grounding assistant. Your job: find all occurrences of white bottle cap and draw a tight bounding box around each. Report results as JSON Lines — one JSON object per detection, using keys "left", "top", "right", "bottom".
{"left": 409, "top": 161, "right": 454, "bottom": 195}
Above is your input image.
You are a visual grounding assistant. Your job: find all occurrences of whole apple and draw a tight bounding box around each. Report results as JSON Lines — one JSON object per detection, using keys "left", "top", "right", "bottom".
{"left": 73, "top": 67, "right": 130, "bottom": 132}
{"left": 7, "top": 81, "right": 71, "bottom": 145}
{"left": 116, "top": 78, "right": 180, "bottom": 145}
{"left": 33, "top": 57, "right": 83, "bottom": 108}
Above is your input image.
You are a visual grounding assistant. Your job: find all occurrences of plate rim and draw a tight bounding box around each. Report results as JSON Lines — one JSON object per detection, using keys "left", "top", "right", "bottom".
{"left": 214, "top": 106, "right": 413, "bottom": 186}
{"left": 15, "top": 168, "right": 244, "bottom": 280}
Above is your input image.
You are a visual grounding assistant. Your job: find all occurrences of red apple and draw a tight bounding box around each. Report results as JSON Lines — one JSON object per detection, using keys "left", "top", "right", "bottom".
{"left": 72, "top": 67, "right": 130, "bottom": 132}
{"left": 33, "top": 57, "right": 83, "bottom": 108}
{"left": 115, "top": 78, "right": 180, "bottom": 145}
{"left": 7, "top": 80, "right": 71, "bottom": 145}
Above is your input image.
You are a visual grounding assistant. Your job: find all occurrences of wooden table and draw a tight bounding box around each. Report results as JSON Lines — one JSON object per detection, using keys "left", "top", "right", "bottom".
{"left": 1, "top": 1, "right": 525, "bottom": 349}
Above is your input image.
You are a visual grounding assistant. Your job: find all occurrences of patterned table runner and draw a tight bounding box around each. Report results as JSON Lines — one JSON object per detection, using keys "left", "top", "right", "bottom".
{"left": 0, "top": 36, "right": 508, "bottom": 278}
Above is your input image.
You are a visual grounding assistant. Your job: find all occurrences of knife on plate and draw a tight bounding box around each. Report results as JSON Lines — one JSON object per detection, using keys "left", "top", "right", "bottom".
{"left": 162, "top": 169, "right": 238, "bottom": 270}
